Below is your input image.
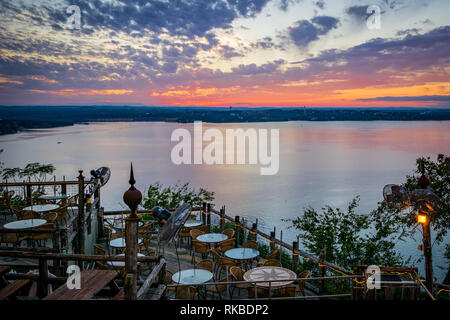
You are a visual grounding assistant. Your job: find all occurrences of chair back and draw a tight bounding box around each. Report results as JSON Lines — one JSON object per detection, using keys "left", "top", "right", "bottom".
{"left": 230, "top": 266, "right": 245, "bottom": 281}
{"left": 242, "top": 240, "right": 258, "bottom": 249}
{"left": 93, "top": 243, "right": 106, "bottom": 255}
{"left": 297, "top": 270, "right": 311, "bottom": 292}
{"left": 222, "top": 228, "right": 235, "bottom": 239}
{"left": 247, "top": 286, "right": 270, "bottom": 299}
{"left": 198, "top": 224, "right": 210, "bottom": 233}
{"left": 20, "top": 210, "right": 40, "bottom": 220}
{"left": 269, "top": 248, "right": 280, "bottom": 259}
{"left": 196, "top": 259, "right": 214, "bottom": 272}
{"left": 218, "top": 238, "right": 235, "bottom": 253}
{"left": 263, "top": 259, "right": 282, "bottom": 267}
{"left": 176, "top": 286, "right": 197, "bottom": 299}
{"left": 42, "top": 212, "right": 58, "bottom": 223}
{"left": 192, "top": 240, "right": 208, "bottom": 254}
{"left": 31, "top": 223, "right": 54, "bottom": 241}
{"left": 189, "top": 229, "right": 204, "bottom": 240}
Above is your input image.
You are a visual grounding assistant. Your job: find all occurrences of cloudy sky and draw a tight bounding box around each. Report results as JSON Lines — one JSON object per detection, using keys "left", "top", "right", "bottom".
{"left": 0, "top": 0, "right": 449, "bottom": 107}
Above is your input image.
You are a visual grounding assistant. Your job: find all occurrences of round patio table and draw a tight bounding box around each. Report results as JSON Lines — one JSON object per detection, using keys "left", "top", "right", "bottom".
{"left": 196, "top": 233, "right": 228, "bottom": 244}
{"left": 38, "top": 194, "right": 67, "bottom": 201}
{"left": 4, "top": 219, "right": 47, "bottom": 230}
{"left": 23, "top": 204, "right": 59, "bottom": 213}
{"left": 225, "top": 248, "right": 259, "bottom": 260}
{"left": 184, "top": 220, "right": 203, "bottom": 228}
{"left": 243, "top": 266, "right": 297, "bottom": 288}
{"left": 109, "top": 237, "right": 142, "bottom": 248}
{"left": 172, "top": 269, "right": 213, "bottom": 285}
{"left": 107, "top": 253, "right": 146, "bottom": 267}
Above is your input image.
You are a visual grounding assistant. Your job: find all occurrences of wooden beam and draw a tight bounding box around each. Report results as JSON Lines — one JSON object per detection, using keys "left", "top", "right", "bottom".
{"left": 136, "top": 258, "right": 166, "bottom": 300}
{"left": 150, "top": 284, "right": 167, "bottom": 300}
{"left": 0, "top": 250, "right": 160, "bottom": 263}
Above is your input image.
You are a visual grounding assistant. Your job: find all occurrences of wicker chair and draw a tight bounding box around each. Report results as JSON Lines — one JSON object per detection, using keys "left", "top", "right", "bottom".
{"left": 53, "top": 205, "right": 69, "bottom": 226}
{"left": 242, "top": 240, "right": 258, "bottom": 250}
{"left": 217, "top": 238, "right": 235, "bottom": 254}
{"left": 262, "top": 259, "right": 282, "bottom": 267}
{"left": 42, "top": 211, "right": 58, "bottom": 223}
{"left": 189, "top": 229, "right": 204, "bottom": 240}
{"left": 257, "top": 248, "right": 280, "bottom": 266}
{"left": 19, "top": 210, "right": 40, "bottom": 220}
{"left": 196, "top": 259, "right": 214, "bottom": 273}
{"left": 93, "top": 243, "right": 106, "bottom": 255}
{"left": 247, "top": 286, "right": 270, "bottom": 299}
{"left": 138, "top": 222, "right": 154, "bottom": 238}
{"left": 209, "top": 249, "right": 238, "bottom": 277}
{"left": 229, "top": 266, "right": 250, "bottom": 296}
{"left": 221, "top": 228, "right": 235, "bottom": 239}
{"left": 165, "top": 270, "right": 175, "bottom": 293}
{"left": 273, "top": 285, "right": 296, "bottom": 297}
{"left": 9, "top": 206, "right": 24, "bottom": 220}
{"left": 138, "top": 233, "right": 153, "bottom": 254}
{"left": 206, "top": 276, "right": 231, "bottom": 299}
{"left": 295, "top": 270, "right": 311, "bottom": 296}
{"left": 30, "top": 223, "right": 54, "bottom": 247}
{"left": 0, "top": 232, "right": 28, "bottom": 247}
{"left": 198, "top": 224, "right": 210, "bottom": 233}
{"left": 175, "top": 286, "right": 198, "bottom": 300}
{"left": 192, "top": 240, "right": 209, "bottom": 262}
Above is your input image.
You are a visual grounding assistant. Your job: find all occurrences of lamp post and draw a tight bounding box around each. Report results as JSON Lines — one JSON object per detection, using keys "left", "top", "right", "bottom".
{"left": 383, "top": 166, "right": 440, "bottom": 294}
{"left": 416, "top": 171, "right": 433, "bottom": 293}
{"left": 123, "top": 163, "right": 142, "bottom": 300}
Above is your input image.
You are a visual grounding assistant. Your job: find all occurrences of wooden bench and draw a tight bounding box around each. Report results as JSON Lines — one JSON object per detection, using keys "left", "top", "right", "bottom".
{"left": 0, "top": 279, "right": 31, "bottom": 300}
{"left": 0, "top": 266, "right": 11, "bottom": 289}
{"left": 44, "top": 270, "right": 118, "bottom": 300}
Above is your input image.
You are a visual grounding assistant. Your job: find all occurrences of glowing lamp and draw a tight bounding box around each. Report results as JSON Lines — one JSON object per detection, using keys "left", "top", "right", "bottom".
{"left": 417, "top": 213, "right": 427, "bottom": 224}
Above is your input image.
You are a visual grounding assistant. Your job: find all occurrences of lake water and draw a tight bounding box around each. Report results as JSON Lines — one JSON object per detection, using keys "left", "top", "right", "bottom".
{"left": 0, "top": 120, "right": 449, "bottom": 280}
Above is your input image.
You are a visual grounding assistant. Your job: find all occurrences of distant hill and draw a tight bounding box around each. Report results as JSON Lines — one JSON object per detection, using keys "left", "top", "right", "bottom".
{"left": 0, "top": 119, "right": 73, "bottom": 135}
{"left": 0, "top": 106, "right": 449, "bottom": 135}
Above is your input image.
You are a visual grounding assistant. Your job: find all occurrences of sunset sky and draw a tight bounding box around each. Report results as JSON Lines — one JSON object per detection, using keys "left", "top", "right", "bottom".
{"left": 0, "top": 0, "right": 449, "bottom": 107}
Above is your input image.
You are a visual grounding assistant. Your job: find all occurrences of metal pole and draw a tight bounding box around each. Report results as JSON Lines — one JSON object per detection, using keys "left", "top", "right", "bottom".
{"left": 422, "top": 218, "right": 433, "bottom": 293}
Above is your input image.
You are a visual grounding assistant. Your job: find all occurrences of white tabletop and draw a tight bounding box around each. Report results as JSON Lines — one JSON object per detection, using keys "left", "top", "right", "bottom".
{"left": 243, "top": 266, "right": 297, "bottom": 288}
{"left": 172, "top": 269, "right": 213, "bottom": 285}
{"left": 196, "top": 233, "right": 228, "bottom": 243}
{"left": 23, "top": 204, "right": 59, "bottom": 213}
{"left": 109, "top": 237, "right": 141, "bottom": 248}
{"left": 225, "top": 248, "right": 259, "bottom": 260}
{"left": 4, "top": 219, "right": 47, "bottom": 230}
{"left": 184, "top": 220, "right": 203, "bottom": 228}
{"left": 38, "top": 194, "right": 67, "bottom": 200}
{"left": 107, "top": 253, "right": 146, "bottom": 267}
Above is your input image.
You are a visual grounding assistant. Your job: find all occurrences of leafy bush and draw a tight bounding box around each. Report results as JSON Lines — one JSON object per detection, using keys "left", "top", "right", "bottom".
{"left": 141, "top": 181, "right": 215, "bottom": 210}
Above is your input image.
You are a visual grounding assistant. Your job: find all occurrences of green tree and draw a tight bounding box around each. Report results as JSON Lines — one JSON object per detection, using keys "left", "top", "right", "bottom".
{"left": 284, "top": 196, "right": 406, "bottom": 273}
{"left": 141, "top": 181, "right": 215, "bottom": 210}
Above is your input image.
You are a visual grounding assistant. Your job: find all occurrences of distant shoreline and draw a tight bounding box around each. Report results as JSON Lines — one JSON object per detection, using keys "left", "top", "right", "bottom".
{"left": 1, "top": 106, "right": 450, "bottom": 135}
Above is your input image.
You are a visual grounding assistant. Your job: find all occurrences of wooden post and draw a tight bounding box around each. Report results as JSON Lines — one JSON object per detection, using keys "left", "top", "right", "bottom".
{"left": 234, "top": 216, "right": 240, "bottom": 247}
{"left": 77, "top": 170, "right": 85, "bottom": 269}
{"left": 202, "top": 202, "right": 207, "bottom": 225}
{"left": 206, "top": 203, "right": 211, "bottom": 232}
{"left": 37, "top": 258, "right": 48, "bottom": 298}
{"left": 26, "top": 184, "right": 32, "bottom": 205}
{"left": 270, "top": 231, "right": 276, "bottom": 253}
{"left": 252, "top": 222, "right": 257, "bottom": 242}
{"left": 61, "top": 182, "right": 67, "bottom": 206}
{"left": 219, "top": 206, "right": 225, "bottom": 232}
{"left": 292, "top": 241, "right": 299, "bottom": 273}
{"left": 319, "top": 248, "right": 326, "bottom": 296}
{"left": 94, "top": 183, "right": 101, "bottom": 212}
{"left": 123, "top": 163, "right": 142, "bottom": 301}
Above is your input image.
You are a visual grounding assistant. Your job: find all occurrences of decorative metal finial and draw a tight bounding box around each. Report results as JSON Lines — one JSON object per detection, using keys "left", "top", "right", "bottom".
{"left": 123, "top": 162, "right": 142, "bottom": 217}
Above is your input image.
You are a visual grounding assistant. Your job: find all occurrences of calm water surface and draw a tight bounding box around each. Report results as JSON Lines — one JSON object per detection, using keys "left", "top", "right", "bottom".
{"left": 1, "top": 121, "right": 449, "bottom": 279}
